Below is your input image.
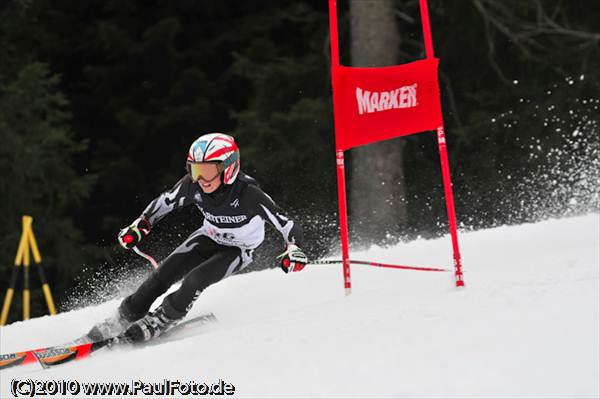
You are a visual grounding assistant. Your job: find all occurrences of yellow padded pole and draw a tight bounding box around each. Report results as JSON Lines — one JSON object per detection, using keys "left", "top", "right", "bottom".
{"left": 27, "top": 223, "right": 42, "bottom": 264}
{"left": 2, "top": 215, "right": 57, "bottom": 324}
{"left": 42, "top": 285, "right": 56, "bottom": 315}
{"left": 22, "top": 289, "right": 30, "bottom": 321}
{"left": 0, "top": 289, "right": 14, "bottom": 326}
{"left": 22, "top": 216, "right": 32, "bottom": 321}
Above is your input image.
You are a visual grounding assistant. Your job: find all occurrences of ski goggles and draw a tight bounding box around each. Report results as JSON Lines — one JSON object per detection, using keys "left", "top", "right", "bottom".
{"left": 187, "top": 161, "right": 224, "bottom": 182}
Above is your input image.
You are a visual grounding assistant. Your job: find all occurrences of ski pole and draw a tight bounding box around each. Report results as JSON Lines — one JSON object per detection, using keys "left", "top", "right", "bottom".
{"left": 308, "top": 259, "right": 449, "bottom": 272}
{"left": 132, "top": 247, "right": 159, "bottom": 269}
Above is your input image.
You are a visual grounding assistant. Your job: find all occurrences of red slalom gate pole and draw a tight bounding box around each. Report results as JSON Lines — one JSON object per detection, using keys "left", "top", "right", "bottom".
{"left": 419, "top": 0, "right": 435, "bottom": 59}
{"left": 309, "top": 259, "right": 449, "bottom": 273}
{"left": 335, "top": 150, "right": 352, "bottom": 294}
{"left": 420, "top": 0, "right": 465, "bottom": 287}
{"left": 436, "top": 127, "right": 465, "bottom": 287}
{"left": 329, "top": 0, "right": 352, "bottom": 295}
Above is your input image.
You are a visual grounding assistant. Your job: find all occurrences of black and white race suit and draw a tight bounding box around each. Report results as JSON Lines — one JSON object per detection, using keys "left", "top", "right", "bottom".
{"left": 120, "top": 172, "right": 304, "bottom": 320}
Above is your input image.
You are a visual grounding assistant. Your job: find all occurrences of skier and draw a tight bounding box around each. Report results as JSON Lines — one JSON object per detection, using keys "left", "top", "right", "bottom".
{"left": 89, "top": 133, "right": 308, "bottom": 343}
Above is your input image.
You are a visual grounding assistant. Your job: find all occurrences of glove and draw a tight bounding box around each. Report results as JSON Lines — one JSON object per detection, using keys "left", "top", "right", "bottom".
{"left": 118, "top": 217, "right": 152, "bottom": 249}
{"left": 277, "top": 244, "right": 308, "bottom": 273}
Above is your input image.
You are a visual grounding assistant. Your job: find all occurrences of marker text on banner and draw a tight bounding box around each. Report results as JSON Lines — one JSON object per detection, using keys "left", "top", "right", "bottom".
{"left": 332, "top": 59, "right": 443, "bottom": 151}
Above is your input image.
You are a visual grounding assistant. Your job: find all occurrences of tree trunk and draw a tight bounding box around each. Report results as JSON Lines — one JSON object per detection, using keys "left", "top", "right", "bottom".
{"left": 349, "top": 0, "right": 407, "bottom": 244}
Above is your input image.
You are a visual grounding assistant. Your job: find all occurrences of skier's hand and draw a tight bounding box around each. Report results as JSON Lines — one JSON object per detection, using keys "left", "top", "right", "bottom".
{"left": 118, "top": 217, "right": 152, "bottom": 249}
{"left": 277, "top": 244, "right": 308, "bottom": 273}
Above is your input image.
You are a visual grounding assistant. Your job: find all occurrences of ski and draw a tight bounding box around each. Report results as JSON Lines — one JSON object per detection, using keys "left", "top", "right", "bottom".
{"left": 32, "top": 339, "right": 109, "bottom": 369}
{"left": 33, "top": 312, "right": 217, "bottom": 369}
{"left": 0, "top": 312, "right": 217, "bottom": 370}
{"left": 0, "top": 335, "right": 92, "bottom": 370}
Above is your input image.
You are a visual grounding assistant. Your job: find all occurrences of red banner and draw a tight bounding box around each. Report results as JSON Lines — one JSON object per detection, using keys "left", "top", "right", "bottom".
{"left": 332, "top": 58, "right": 443, "bottom": 151}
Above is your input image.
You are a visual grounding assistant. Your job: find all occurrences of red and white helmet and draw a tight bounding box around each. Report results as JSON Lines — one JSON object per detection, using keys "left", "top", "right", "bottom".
{"left": 187, "top": 133, "right": 240, "bottom": 184}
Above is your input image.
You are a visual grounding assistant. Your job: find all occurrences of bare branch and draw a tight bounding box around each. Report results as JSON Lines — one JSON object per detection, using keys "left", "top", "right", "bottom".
{"left": 470, "top": 0, "right": 598, "bottom": 82}
{"left": 395, "top": 10, "right": 416, "bottom": 25}
{"left": 472, "top": 0, "right": 533, "bottom": 58}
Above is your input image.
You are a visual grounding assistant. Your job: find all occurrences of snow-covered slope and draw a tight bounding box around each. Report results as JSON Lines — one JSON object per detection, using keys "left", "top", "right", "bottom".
{"left": 1, "top": 214, "right": 598, "bottom": 398}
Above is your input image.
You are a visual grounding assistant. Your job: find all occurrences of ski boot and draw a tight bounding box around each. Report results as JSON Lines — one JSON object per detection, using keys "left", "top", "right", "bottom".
{"left": 87, "top": 311, "right": 133, "bottom": 342}
{"left": 87, "top": 299, "right": 143, "bottom": 342}
{"left": 122, "top": 301, "right": 186, "bottom": 344}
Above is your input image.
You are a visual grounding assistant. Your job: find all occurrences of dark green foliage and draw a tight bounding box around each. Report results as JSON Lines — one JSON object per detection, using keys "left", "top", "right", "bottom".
{"left": 0, "top": 62, "right": 97, "bottom": 320}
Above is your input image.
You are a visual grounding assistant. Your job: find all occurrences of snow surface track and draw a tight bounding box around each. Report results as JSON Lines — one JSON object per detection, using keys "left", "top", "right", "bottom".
{"left": 1, "top": 214, "right": 598, "bottom": 398}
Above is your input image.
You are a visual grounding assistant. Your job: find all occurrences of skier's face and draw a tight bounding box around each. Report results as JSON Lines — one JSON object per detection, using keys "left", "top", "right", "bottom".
{"left": 198, "top": 175, "right": 222, "bottom": 193}
{"left": 188, "top": 161, "right": 223, "bottom": 193}
{"left": 188, "top": 162, "right": 222, "bottom": 182}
